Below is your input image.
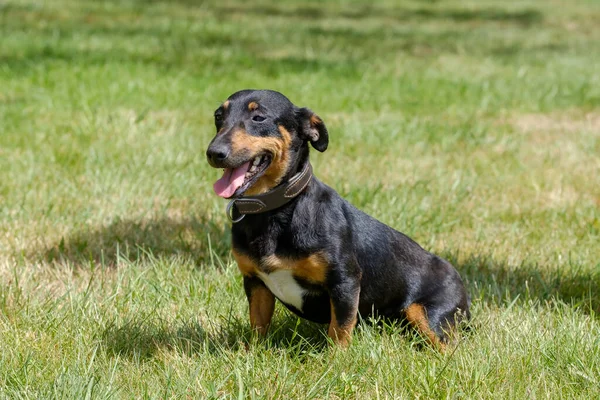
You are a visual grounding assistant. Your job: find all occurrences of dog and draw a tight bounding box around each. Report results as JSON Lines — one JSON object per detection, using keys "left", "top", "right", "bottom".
{"left": 206, "top": 89, "right": 470, "bottom": 348}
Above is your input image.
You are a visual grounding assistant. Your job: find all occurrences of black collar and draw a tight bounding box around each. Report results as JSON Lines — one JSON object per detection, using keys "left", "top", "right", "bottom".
{"left": 226, "top": 162, "right": 313, "bottom": 223}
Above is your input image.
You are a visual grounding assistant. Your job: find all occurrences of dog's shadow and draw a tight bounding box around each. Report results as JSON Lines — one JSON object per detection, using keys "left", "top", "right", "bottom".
{"left": 100, "top": 311, "right": 444, "bottom": 360}
{"left": 98, "top": 248, "right": 599, "bottom": 361}
{"left": 34, "top": 216, "right": 598, "bottom": 357}
{"left": 101, "top": 311, "right": 331, "bottom": 360}
{"left": 443, "top": 251, "right": 600, "bottom": 316}
{"left": 37, "top": 214, "right": 229, "bottom": 267}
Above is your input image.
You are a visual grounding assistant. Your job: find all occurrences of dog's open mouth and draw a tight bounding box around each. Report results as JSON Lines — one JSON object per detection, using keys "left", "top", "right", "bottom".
{"left": 213, "top": 154, "right": 271, "bottom": 199}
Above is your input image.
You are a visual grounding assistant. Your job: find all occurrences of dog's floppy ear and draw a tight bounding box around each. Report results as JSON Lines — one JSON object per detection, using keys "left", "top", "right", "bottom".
{"left": 296, "top": 107, "right": 329, "bottom": 152}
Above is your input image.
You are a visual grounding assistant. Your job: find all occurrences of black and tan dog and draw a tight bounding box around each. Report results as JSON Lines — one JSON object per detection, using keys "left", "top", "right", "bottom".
{"left": 206, "top": 89, "right": 470, "bottom": 349}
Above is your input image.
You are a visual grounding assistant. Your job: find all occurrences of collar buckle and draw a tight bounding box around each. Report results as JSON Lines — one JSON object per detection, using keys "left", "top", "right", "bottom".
{"left": 226, "top": 199, "right": 245, "bottom": 223}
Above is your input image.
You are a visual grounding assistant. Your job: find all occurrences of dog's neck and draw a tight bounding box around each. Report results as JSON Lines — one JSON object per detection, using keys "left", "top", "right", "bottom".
{"left": 284, "top": 144, "right": 310, "bottom": 182}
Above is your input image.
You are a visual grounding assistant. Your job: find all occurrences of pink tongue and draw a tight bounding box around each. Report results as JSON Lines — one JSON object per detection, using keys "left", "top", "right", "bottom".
{"left": 213, "top": 161, "right": 251, "bottom": 198}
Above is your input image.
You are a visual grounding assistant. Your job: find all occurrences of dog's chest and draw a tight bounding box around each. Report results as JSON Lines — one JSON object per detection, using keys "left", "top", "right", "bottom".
{"left": 233, "top": 250, "right": 329, "bottom": 312}
{"left": 256, "top": 270, "right": 307, "bottom": 311}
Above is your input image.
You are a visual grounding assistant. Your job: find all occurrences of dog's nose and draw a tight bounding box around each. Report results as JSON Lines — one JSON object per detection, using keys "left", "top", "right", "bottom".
{"left": 206, "top": 144, "right": 230, "bottom": 166}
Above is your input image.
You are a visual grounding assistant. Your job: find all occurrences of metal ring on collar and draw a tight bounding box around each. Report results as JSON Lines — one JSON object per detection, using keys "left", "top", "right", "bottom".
{"left": 226, "top": 199, "right": 245, "bottom": 223}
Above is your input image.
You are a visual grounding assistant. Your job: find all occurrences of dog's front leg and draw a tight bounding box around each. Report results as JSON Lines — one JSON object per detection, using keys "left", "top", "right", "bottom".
{"left": 243, "top": 276, "right": 275, "bottom": 336}
{"left": 328, "top": 276, "right": 360, "bottom": 347}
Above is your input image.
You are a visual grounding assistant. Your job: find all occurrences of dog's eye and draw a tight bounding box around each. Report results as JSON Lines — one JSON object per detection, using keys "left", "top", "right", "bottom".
{"left": 252, "top": 115, "right": 266, "bottom": 122}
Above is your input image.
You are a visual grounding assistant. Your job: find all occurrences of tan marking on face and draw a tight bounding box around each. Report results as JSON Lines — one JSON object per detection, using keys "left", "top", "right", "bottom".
{"left": 310, "top": 114, "right": 322, "bottom": 126}
{"left": 223, "top": 100, "right": 230, "bottom": 109}
{"left": 230, "top": 126, "right": 292, "bottom": 195}
{"left": 328, "top": 298, "right": 358, "bottom": 347}
{"left": 261, "top": 252, "right": 328, "bottom": 283}
{"left": 405, "top": 303, "right": 446, "bottom": 351}
{"left": 232, "top": 249, "right": 258, "bottom": 277}
{"left": 248, "top": 101, "right": 259, "bottom": 111}
{"left": 249, "top": 285, "right": 275, "bottom": 336}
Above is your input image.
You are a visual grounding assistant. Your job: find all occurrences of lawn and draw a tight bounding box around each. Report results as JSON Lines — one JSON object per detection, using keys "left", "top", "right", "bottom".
{"left": 1, "top": 0, "right": 599, "bottom": 398}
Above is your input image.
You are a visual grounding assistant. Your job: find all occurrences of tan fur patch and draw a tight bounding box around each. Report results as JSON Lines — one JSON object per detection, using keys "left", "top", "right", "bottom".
{"left": 234, "top": 249, "right": 328, "bottom": 283}
{"left": 230, "top": 126, "right": 292, "bottom": 196}
{"left": 223, "top": 100, "right": 229, "bottom": 110}
{"left": 405, "top": 303, "right": 446, "bottom": 351}
{"left": 310, "top": 114, "right": 322, "bottom": 126}
{"left": 261, "top": 252, "right": 328, "bottom": 283}
{"left": 328, "top": 298, "right": 357, "bottom": 347}
{"left": 249, "top": 285, "right": 275, "bottom": 336}
{"left": 248, "top": 101, "right": 259, "bottom": 111}
{"left": 232, "top": 249, "right": 258, "bottom": 277}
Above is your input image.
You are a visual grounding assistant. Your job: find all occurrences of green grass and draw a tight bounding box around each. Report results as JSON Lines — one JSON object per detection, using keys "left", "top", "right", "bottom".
{"left": 1, "top": 0, "right": 600, "bottom": 397}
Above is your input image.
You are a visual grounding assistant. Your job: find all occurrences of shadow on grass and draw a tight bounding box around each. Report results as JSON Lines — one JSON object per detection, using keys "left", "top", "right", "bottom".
{"left": 2, "top": 0, "right": 548, "bottom": 75}
{"left": 101, "top": 311, "right": 329, "bottom": 360}
{"left": 66, "top": 0, "right": 542, "bottom": 25}
{"left": 444, "top": 251, "right": 600, "bottom": 315}
{"left": 37, "top": 215, "right": 230, "bottom": 267}
{"left": 98, "top": 250, "right": 598, "bottom": 360}
{"left": 214, "top": 3, "right": 542, "bottom": 26}
{"left": 1, "top": 41, "right": 359, "bottom": 79}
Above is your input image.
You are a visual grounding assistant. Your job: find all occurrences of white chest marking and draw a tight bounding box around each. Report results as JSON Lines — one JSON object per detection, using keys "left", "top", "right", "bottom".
{"left": 257, "top": 270, "right": 306, "bottom": 311}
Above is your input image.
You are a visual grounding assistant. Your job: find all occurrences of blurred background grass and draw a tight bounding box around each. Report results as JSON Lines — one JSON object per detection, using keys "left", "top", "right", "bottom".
{"left": 0, "top": 0, "right": 599, "bottom": 397}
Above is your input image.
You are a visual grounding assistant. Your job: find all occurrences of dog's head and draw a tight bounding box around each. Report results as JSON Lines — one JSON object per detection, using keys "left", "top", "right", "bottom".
{"left": 206, "top": 90, "right": 328, "bottom": 199}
